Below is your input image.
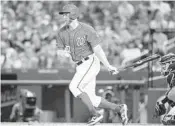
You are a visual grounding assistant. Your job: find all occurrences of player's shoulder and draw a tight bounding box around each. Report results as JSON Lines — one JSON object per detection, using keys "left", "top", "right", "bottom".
{"left": 58, "top": 24, "right": 68, "bottom": 33}
{"left": 79, "top": 22, "right": 95, "bottom": 31}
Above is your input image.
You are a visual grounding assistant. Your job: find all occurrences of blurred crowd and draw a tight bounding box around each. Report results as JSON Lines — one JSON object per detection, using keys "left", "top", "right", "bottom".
{"left": 1, "top": 1, "right": 175, "bottom": 70}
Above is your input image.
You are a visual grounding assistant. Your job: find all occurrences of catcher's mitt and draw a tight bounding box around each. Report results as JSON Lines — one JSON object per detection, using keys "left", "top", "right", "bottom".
{"left": 154, "top": 102, "right": 166, "bottom": 118}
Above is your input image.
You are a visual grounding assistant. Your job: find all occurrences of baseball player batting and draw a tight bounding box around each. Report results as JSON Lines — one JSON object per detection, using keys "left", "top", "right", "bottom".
{"left": 57, "top": 4, "right": 128, "bottom": 125}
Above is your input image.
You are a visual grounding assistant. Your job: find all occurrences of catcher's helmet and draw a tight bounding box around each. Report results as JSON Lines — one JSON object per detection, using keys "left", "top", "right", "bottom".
{"left": 159, "top": 53, "right": 175, "bottom": 76}
{"left": 160, "top": 53, "right": 175, "bottom": 64}
{"left": 59, "top": 4, "right": 80, "bottom": 20}
{"left": 19, "top": 89, "right": 37, "bottom": 108}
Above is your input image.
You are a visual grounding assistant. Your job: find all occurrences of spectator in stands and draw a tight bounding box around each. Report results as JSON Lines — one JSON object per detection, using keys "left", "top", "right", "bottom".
{"left": 1, "top": 1, "right": 174, "bottom": 70}
{"left": 30, "top": 31, "right": 41, "bottom": 51}
{"left": 1, "top": 41, "right": 8, "bottom": 68}
{"left": 1, "top": 41, "right": 21, "bottom": 69}
{"left": 150, "top": 9, "right": 168, "bottom": 29}
{"left": 19, "top": 52, "right": 32, "bottom": 69}
{"left": 118, "top": 1, "right": 135, "bottom": 22}
{"left": 112, "top": 16, "right": 132, "bottom": 44}
{"left": 120, "top": 42, "right": 141, "bottom": 66}
{"left": 23, "top": 41, "right": 38, "bottom": 69}
{"left": 150, "top": 1, "right": 171, "bottom": 17}
{"left": 138, "top": 93, "right": 148, "bottom": 124}
{"left": 166, "top": 10, "right": 175, "bottom": 29}
{"left": 149, "top": 9, "right": 169, "bottom": 54}
{"left": 46, "top": 39, "right": 57, "bottom": 69}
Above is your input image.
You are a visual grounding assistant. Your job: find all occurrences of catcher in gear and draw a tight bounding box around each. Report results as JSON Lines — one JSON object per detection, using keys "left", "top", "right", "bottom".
{"left": 10, "top": 89, "right": 42, "bottom": 122}
{"left": 154, "top": 53, "right": 175, "bottom": 125}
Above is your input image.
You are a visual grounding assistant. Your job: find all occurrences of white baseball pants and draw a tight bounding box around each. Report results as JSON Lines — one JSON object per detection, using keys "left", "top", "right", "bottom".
{"left": 69, "top": 54, "right": 102, "bottom": 107}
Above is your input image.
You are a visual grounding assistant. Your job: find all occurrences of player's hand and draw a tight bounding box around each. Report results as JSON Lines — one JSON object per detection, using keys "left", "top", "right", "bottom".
{"left": 107, "top": 65, "right": 119, "bottom": 75}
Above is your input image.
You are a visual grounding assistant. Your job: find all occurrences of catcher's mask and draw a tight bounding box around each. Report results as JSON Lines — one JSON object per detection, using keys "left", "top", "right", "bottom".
{"left": 19, "top": 89, "right": 37, "bottom": 109}
{"left": 159, "top": 53, "right": 175, "bottom": 76}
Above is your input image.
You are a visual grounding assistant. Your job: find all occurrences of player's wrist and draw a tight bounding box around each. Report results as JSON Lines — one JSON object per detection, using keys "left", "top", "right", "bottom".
{"left": 106, "top": 64, "right": 112, "bottom": 71}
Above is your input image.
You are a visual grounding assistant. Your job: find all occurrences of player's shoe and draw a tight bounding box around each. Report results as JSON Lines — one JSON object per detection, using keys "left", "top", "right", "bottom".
{"left": 87, "top": 114, "right": 103, "bottom": 125}
{"left": 118, "top": 104, "right": 128, "bottom": 125}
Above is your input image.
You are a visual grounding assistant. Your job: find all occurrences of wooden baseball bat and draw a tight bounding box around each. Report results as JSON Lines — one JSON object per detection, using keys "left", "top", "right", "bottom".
{"left": 118, "top": 54, "right": 161, "bottom": 71}
{"left": 110, "top": 54, "right": 160, "bottom": 75}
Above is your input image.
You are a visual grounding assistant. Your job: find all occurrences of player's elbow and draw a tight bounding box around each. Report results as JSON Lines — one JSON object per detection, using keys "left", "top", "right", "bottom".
{"left": 93, "top": 44, "right": 102, "bottom": 54}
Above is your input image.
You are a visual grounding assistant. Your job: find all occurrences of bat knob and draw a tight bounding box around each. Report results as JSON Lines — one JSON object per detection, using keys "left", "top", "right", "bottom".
{"left": 110, "top": 70, "right": 118, "bottom": 75}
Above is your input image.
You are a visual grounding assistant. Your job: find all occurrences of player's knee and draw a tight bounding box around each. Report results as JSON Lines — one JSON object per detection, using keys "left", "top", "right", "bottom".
{"left": 69, "top": 84, "right": 73, "bottom": 92}
{"left": 69, "top": 84, "right": 82, "bottom": 97}
{"left": 69, "top": 84, "right": 77, "bottom": 95}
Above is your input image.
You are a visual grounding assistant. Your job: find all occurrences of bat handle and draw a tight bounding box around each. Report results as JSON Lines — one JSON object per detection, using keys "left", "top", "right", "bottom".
{"left": 109, "top": 70, "right": 118, "bottom": 75}
{"left": 118, "top": 67, "right": 126, "bottom": 71}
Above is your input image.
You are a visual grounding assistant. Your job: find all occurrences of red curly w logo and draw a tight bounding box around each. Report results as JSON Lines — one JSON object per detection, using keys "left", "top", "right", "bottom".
{"left": 76, "top": 35, "right": 87, "bottom": 46}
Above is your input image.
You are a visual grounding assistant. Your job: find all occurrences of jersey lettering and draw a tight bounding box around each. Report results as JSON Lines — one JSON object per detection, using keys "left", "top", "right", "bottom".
{"left": 57, "top": 22, "right": 101, "bottom": 61}
{"left": 76, "top": 35, "right": 86, "bottom": 47}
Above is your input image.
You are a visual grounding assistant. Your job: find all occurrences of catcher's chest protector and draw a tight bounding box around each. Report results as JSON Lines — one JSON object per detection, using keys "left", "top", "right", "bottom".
{"left": 167, "top": 73, "right": 175, "bottom": 88}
